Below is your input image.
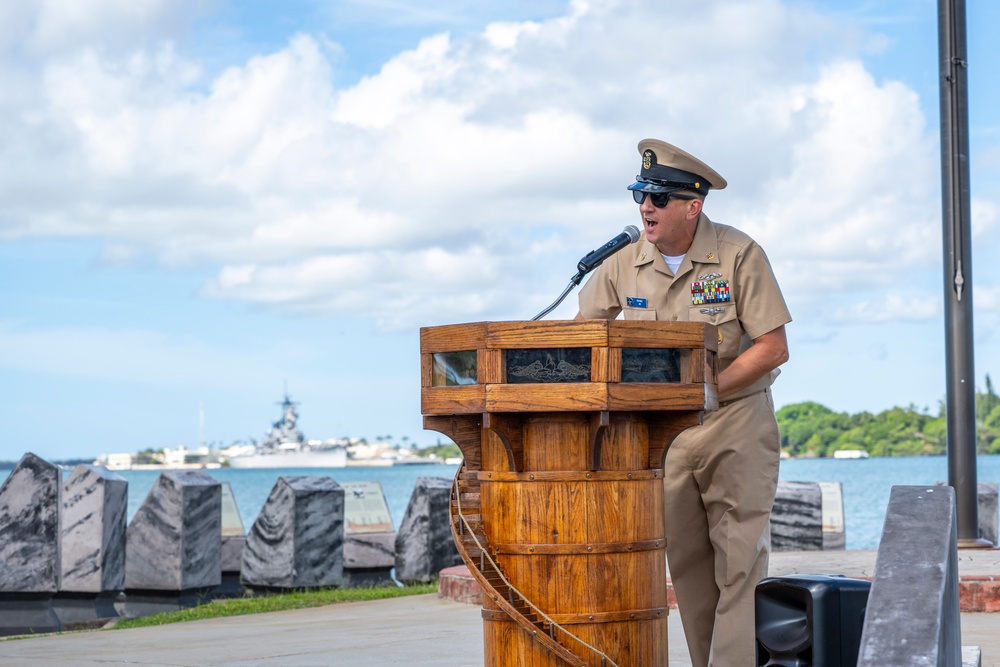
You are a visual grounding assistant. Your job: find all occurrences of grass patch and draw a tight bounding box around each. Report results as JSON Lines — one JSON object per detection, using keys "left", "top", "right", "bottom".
{"left": 111, "top": 583, "right": 438, "bottom": 630}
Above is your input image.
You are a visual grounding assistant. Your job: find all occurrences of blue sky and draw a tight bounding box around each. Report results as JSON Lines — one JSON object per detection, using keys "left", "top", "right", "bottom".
{"left": 2, "top": 0, "right": 999, "bottom": 461}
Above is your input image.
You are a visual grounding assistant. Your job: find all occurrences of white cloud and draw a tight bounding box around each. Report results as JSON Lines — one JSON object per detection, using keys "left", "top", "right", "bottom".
{"left": 830, "top": 293, "right": 939, "bottom": 324}
{"left": 0, "top": 319, "right": 279, "bottom": 389}
{"left": 1, "top": 0, "right": 997, "bottom": 333}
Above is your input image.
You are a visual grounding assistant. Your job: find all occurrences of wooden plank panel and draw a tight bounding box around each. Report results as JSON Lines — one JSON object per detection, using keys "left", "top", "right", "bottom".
{"left": 479, "top": 348, "right": 504, "bottom": 384}
{"left": 420, "top": 353, "right": 433, "bottom": 388}
{"left": 608, "top": 320, "right": 718, "bottom": 351}
{"left": 422, "top": 414, "right": 482, "bottom": 470}
{"left": 420, "top": 322, "right": 486, "bottom": 354}
{"left": 484, "top": 413, "right": 524, "bottom": 472}
{"left": 486, "top": 320, "right": 609, "bottom": 348}
{"left": 599, "top": 416, "right": 646, "bottom": 471}
{"left": 482, "top": 430, "right": 511, "bottom": 472}
{"left": 487, "top": 383, "right": 609, "bottom": 412}
{"left": 421, "top": 386, "right": 486, "bottom": 414}
{"left": 606, "top": 383, "right": 710, "bottom": 411}
{"left": 523, "top": 414, "right": 589, "bottom": 472}
{"left": 590, "top": 346, "right": 622, "bottom": 383}
{"left": 682, "top": 349, "right": 702, "bottom": 384}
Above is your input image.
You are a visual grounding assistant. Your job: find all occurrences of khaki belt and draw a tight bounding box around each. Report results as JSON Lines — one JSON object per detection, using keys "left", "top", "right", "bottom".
{"left": 718, "top": 388, "right": 766, "bottom": 408}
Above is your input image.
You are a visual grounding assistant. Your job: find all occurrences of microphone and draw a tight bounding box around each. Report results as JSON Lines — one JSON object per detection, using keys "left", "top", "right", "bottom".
{"left": 530, "top": 225, "right": 642, "bottom": 321}
{"left": 576, "top": 225, "right": 641, "bottom": 276}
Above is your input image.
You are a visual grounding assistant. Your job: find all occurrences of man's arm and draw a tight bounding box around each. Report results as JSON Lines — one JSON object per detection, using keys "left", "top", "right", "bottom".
{"left": 717, "top": 325, "right": 789, "bottom": 399}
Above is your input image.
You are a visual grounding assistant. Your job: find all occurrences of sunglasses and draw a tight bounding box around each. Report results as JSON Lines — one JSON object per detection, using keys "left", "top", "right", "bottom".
{"left": 632, "top": 191, "right": 696, "bottom": 208}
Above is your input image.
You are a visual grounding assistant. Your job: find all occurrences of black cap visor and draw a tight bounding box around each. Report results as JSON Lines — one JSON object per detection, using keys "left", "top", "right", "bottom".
{"left": 627, "top": 179, "right": 689, "bottom": 194}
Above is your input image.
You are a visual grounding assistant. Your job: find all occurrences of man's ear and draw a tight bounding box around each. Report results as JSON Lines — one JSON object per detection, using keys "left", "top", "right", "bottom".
{"left": 687, "top": 198, "right": 703, "bottom": 219}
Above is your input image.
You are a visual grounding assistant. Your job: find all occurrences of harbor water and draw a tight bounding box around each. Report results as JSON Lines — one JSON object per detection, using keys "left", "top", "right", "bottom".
{"left": 4, "top": 456, "right": 1000, "bottom": 550}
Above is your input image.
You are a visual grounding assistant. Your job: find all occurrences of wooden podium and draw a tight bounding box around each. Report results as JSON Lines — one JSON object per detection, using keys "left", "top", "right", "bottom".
{"left": 421, "top": 320, "right": 718, "bottom": 667}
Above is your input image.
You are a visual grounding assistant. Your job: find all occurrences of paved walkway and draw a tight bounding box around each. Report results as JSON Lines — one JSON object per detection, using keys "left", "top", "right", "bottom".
{"left": 2, "top": 549, "right": 998, "bottom": 666}
{"left": 1, "top": 594, "right": 997, "bottom": 666}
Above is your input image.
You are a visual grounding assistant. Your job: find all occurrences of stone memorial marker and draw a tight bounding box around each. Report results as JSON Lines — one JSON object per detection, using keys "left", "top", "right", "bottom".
{"left": 56, "top": 464, "right": 127, "bottom": 625}
{"left": 123, "top": 470, "right": 221, "bottom": 617}
{"left": 214, "top": 482, "right": 246, "bottom": 597}
{"left": 0, "top": 452, "right": 62, "bottom": 635}
{"left": 342, "top": 480, "right": 396, "bottom": 586}
{"left": 394, "top": 476, "right": 462, "bottom": 584}
{"left": 935, "top": 480, "right": 998, "bottom": 546}
{"left": 220, "top": 482, "right": 246, "bottom": 572}
{"left": 819, "top": 481, "right": 846, "bottom": 550}
{"left": 242, "top": 476, "right": 345, "bottom": 589}
{"left": 771, "top": 480, "right": 824, "bottom": 551}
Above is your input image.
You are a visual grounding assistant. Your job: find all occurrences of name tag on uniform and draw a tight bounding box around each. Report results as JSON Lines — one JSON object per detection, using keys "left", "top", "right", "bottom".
{"left": 626, "top": 296, "right": 647, "bottom": 308}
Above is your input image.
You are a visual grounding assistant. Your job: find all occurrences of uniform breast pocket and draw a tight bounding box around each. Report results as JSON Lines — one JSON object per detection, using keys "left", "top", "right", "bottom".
{"left": 623, "top": 306, "right": 656, "bottom": 321}
{"left": 688, "top": 304, "right": 740, "bottom": 358}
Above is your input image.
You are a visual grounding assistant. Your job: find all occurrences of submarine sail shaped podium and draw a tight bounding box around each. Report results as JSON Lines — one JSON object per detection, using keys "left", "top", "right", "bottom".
{"left": 421, "top": 320, "right": 718, "bottom": 667}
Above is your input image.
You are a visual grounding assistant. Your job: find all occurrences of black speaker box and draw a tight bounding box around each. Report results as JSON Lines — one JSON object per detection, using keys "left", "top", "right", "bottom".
{"left": 755, "top": 574, "right": 871, "bottom": 667}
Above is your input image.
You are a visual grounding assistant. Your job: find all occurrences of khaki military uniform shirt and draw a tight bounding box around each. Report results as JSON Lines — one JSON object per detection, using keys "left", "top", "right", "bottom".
{"left": 578, "top": 213, "right": 791, "bottom": 399}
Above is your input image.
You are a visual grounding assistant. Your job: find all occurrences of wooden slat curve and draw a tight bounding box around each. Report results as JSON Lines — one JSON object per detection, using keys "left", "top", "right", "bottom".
{"left": 483, "top": 607, "right": 669, "bottom": 625}
{"left": 492, "top": 538, "right": 665, "bottom": 555}
{"left": 477, "top": 469, "right": 661, "bottom": 483}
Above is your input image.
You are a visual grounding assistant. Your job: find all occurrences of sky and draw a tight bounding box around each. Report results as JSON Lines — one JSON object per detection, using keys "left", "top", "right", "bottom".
{"left": 2, "top": 0, "right": 999, "bottom": 462}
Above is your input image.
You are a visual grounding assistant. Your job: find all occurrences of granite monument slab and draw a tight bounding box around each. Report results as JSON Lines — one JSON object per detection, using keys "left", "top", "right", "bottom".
{"left": 771, "top": 480, "right": 824, "bottom": 551}
{"left": 0, "top": 452, "right": 62, "bottom": 635}
{"left": 242, "top": 476, "right": 344, "bottom": 589}
{"left": 394, "top": 476, "right": 462, "bottom": 584}
{"left": 56, "top": 464, "right": 128, "bottom": 626}
{"left": 125, "top": 470, "right": 222, "bottom": 592}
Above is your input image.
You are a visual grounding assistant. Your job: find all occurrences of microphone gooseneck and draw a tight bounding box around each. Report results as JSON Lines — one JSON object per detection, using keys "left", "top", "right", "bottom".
{"left": 531, "top": 225, "right": 641, "bottom": 321}
{"left": 575, "top": 225, "right": 641, "bottom": 277}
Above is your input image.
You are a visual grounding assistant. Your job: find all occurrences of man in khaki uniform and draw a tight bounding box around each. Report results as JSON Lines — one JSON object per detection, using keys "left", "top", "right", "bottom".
{"left": 576, "top": 139, "right": 791, "bottom": 666}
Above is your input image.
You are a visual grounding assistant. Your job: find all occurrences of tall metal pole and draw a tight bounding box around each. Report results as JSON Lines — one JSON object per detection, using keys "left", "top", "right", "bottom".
{"left": 937, "top": 0, "right": 988, "bottom": 546}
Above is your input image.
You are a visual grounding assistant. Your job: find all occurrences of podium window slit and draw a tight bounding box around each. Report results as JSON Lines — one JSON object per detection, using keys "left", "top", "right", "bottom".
{"left": 621, "top": 348, "right": 681, "bottom": 383}
{"left": 505, "top": 348, "right": 591, "bottom": 384}
{"left": 432, "top": 351, "right": 478, "bottom": 386}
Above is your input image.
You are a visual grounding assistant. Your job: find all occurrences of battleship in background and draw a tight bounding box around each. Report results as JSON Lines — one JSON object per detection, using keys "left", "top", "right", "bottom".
{"left": 226, "top": 394, "right": 347, "bottom": 469}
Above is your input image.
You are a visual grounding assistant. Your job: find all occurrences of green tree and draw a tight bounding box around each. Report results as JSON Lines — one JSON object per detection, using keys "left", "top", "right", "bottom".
{"left": 979, "top": 375, "right": 1000, "bottom": 423}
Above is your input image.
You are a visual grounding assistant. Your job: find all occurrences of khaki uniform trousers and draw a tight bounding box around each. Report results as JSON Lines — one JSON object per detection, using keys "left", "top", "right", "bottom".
{"left": 663, "top": 389, "right": 780, "bottom": 667}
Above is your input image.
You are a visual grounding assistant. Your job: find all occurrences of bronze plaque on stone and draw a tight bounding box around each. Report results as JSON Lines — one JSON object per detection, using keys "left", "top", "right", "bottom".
{"left": 341, "top": 481, "right": 394, "bottom": 533}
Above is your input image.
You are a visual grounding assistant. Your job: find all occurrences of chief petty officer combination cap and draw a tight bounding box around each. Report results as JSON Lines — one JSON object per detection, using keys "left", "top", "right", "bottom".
{"left": 627, "top": 138, "right": 728, "bottom": 196}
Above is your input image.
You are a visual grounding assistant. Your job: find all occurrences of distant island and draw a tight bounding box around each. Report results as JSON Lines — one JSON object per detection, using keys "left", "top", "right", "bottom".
{"left": 777, "top": 375, "right": 1000, "bottom": 458}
